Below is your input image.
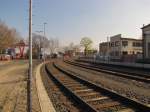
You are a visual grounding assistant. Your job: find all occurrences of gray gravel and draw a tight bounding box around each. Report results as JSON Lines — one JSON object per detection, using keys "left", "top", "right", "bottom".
{"left": 58, "top": 61, "right": 150, "bottom": 105}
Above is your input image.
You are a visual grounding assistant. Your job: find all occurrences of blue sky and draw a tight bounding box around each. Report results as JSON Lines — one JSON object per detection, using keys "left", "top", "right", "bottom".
{"left": 0, "top": 0, "right": 150, "bottom": 48}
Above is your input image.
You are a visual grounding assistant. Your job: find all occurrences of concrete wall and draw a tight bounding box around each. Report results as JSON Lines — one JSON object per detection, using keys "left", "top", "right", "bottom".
{"left": 110, "top": 34, "right": 122, "bottom": 59}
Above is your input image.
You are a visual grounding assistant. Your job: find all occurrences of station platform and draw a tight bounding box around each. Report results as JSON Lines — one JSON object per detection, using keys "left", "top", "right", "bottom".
{"left": 36, "top": 63, "right": 56, "bottom": 112}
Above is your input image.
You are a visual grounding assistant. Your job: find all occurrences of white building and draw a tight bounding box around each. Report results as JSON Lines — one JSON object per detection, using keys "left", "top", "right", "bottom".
{"left": 99, "top": 34, "right": 142, "bottom": 62}
{"left": 109, "top": 34, "right": 142, "bottom": 60}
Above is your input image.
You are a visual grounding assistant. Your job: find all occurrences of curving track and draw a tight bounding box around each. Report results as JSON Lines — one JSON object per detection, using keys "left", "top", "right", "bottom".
{"left": 45, "top": 62, "right": 150, "bottom": 112}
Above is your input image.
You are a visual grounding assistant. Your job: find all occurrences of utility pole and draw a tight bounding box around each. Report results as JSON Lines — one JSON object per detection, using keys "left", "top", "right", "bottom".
{"left": 28, "top": 0, "right": 32, "bottom": 112}
{"left": 43, "top": 22, "right": 47, "bottom": 62}
{"left": 107, "top": 36, "right": 109, "bottom": 63}
{"left": 44, "top": 22, "right": 47, "bottom": 37}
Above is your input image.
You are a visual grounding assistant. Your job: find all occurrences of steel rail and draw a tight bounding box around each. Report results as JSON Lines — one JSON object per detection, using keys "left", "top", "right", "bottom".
{"left": 46, "top": 62, "right": 150, "bottom": 112}
{"left": 45, "top": 64, "right": 97, "bottom": 112}
{"left": 64, "top": 60, "right": 150, "bottom": 83}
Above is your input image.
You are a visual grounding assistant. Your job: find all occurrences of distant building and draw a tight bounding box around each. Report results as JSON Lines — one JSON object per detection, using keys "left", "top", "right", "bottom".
{"left": 99, "top": 34, "right": 142, "bottom": 62}
{"left": 141, "top": 24, "right": 150, "bottom": 59}
{"left": 99, "top": 42, "right": 110, "bottom": 57}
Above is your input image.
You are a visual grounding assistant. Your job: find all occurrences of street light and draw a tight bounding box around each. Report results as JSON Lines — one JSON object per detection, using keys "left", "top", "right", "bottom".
{"left": 44, "top": 22, "right": 47, "bottom": 37}
{"left": 107, "top": 36, "right": 110, "bottom": 63}
{"left": 28, "top": 0, "right": 32, "bottom": 112}
{"left": 43, "top": 22, "right": 47, "bottom": 62}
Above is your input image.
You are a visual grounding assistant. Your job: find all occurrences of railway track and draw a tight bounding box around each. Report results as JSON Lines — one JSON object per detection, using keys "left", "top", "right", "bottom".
{"left": 64, "top": 60, "right": 150, "bottom": 83}
{"left": 45, "top": 62, "right": 150, "bottom": 112}
{"left": 75, "top": 59, "right": 150, "bottom": 77}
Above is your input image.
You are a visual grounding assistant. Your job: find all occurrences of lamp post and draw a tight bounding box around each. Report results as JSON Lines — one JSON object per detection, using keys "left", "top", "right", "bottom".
{"left": 44, "top": 22, "right": 47, "bottom": 37}
{"left": 28, "top": 0, "right": 32, "bottom": 112}
{"left": 43, "top": 22, "right": 47, "bottom": 62}
{"left": 107, "top": 36, "right": 110, "bottom": 63}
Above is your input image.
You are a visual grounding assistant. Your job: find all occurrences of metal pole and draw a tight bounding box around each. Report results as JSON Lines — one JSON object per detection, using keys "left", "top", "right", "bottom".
{"left": 43, "top": 22, "right": 47, "bottom": 62}
{"left": 107, "top": 36, "right": 109, "bottom": 63}
{"left": 44, "top": 22, "right": 47, "bottom": 37}
{"left": 28, "top": 0, "right": 32, "bottom": 112}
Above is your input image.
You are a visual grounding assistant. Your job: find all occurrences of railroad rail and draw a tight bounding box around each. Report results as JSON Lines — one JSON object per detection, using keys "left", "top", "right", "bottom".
{"left": 75, "top": 59, "right": 150, "bottom": 76}
{"left": 64, "top": 60, "right": 150, "bottom": 83}
{"left": 45, "top": 62, "right": 150, "bottom": 112}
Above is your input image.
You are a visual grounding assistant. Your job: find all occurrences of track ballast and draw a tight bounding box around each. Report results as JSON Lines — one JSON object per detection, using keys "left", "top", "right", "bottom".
{"left": 45, "top": 62, "right": 150, "bottom": 112}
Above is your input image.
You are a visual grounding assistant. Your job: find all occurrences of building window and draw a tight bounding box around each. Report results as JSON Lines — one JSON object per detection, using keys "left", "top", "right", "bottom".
{"left": 132, "top": 51, "right": 135, "bottom": 54}
{"left": 122, "top": 51, "right": 128, "bottom": 55}
{"left": 137, "top": 52, "right": 141, "bottom": 54}
{"left": 111, "top": 42, "right": 114, "bottom": 47}
{"left": 109, "top": 42, "right": 111, "bottom": 47}
{"left": 110, "top": 51, "right": 115, "bottom": 56}
{"left": 133, "top": 42, "right": 142, "bottom": 47}
{"left": 148, "top": 43, "right": 150, "bottom": 58}
{"left": 122, "top": 41, "right": 128, "bottom": 46}
{"left": 115, "top": 41, "right": 119, "bottom": 46}
{"left": 115, "top": 51, "right": 119, "bottom": 56}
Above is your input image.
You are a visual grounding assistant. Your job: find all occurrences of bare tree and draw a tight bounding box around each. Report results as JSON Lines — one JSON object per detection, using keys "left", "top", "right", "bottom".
{"left": 33, "top": 33, "right": 49, "bottom": 48}
{"left": 48, "top": 38, "right": 59, "bottom": 54}
{"left": 32, "top": 33, "right": 49, "bottom": 58}
{"left": 0, "top": 21, "right": 21, "bottom": 53}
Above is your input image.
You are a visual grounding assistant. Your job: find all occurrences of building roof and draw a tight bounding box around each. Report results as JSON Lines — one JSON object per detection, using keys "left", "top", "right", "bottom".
{"left": 141, "top": 24, "right": 150, "bottom": 29}
{"left": 121, "top": 38, "right": 142, "bottom": 41}
{"left": 110, "top": 34, "right": 121, "bottom": 38}
{"left": 99, "top": 42, "right": 110, "bottom": 45}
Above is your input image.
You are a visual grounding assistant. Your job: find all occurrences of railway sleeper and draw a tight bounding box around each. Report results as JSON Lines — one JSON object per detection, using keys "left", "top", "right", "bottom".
{"left": 64, "top": 83, "right": 82, "bottom": 87}
{"left": 79, "top": 92, "right": 100, "bottom": 97}
{"left": 87, "top": 98, "right": 114, "bottom": 105}
{"left": 75, "top": 89, "right": 93, "bottom": 93}
{"left": 70, "top": 86, "right": 88, "bottom": 91}
{"left": 85, "top": 96, "right": 108, "bottom": 102}
{"left": 92, "top": 101, "right": 121, "bottom": 110}
{"left": 62, "top": 82, "right": 80, "bottom": 85}
{"left": 97, "top": 104, "right": 127, "bottom": 112}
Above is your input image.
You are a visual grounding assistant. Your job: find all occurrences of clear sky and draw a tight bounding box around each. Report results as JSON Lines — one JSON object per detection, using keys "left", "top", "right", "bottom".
{"left": 0, "top": 0, "right": 150, "bottom": 48}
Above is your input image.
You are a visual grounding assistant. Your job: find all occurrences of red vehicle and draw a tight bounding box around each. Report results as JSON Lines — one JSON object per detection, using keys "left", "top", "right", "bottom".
{"left": 0, "top": 54, "right": 11, "bottom": 60}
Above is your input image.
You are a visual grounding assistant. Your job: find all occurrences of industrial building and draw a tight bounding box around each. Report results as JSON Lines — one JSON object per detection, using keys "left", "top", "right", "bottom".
{"left": 99, "top": 34, "right": 142, "bottom": 62}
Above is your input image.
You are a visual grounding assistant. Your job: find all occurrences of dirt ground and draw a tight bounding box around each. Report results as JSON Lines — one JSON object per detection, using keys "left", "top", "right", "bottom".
{"left": 0, "top": 60, "right": 41, "bottom": 112}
